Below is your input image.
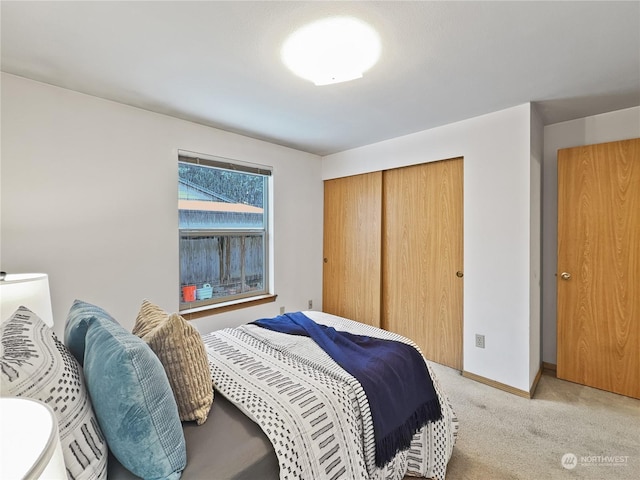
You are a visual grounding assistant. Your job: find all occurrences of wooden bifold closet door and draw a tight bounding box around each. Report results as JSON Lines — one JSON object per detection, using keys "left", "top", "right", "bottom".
{"left": 323, "top": 158, "right": 463, "bottom": 369}
{"left": 323, "top": 172, "right": 382, "bottom": 327}
{"left": 557, "top": 138, "right": 639, "bottom": 399}
{"left": 382, "top": 159, "right": 463, "bottom": 370}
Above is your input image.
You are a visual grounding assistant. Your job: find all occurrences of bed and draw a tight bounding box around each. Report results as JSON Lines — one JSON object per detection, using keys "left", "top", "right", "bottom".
{"left": 107, "top": 393, "right": 279, "bottom": 479}
{"left": 110, "top": 310, "right": 458, "bottom": 479}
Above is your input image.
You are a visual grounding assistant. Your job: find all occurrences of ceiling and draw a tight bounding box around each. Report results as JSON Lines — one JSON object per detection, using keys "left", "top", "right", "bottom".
{"left": 2, "top": 1, "right": 639, "bottom": 156}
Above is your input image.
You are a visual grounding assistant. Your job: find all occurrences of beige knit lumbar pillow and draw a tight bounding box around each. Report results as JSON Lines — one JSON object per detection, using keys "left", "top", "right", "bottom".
{"left": 133, "top": 300, "right": 213, "bottom": 425}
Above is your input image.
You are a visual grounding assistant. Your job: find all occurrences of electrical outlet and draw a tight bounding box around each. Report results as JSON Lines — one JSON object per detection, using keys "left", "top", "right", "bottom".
{"left": 475, "top": 334, "right": 485, "bottom": 349}
{"left": 279, "top": 306, "right": 285, "bottom": 315}
{"left": 308, "top": 300, "right": 313, "bottom": 309}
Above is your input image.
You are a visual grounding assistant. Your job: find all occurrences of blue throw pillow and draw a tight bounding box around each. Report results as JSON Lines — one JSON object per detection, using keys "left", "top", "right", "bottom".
{"left": 69, "top": 301, "right": 186, "bottom": 480}
{"left": 65, "top": 299, "right": 118, "bottom": 366}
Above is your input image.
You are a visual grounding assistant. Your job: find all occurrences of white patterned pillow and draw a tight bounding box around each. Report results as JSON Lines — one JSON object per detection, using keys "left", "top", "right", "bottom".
{"left": 1, "top": 307, "right": 107, "bottom": 480}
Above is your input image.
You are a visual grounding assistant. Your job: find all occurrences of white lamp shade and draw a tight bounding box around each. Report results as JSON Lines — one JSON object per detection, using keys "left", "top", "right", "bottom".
{"left": 0, "top": 397, "right": 66, "bottom": 479}
{"left": 0, "top": 273, "right": 54, "bottom": 327}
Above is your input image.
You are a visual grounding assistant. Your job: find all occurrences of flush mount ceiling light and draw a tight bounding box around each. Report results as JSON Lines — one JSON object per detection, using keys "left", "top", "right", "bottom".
{"left": 282, "top": 16, "right": 381, "bottom": 86}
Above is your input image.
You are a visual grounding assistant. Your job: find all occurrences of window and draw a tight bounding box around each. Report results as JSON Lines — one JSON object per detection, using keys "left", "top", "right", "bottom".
{"left": 178, "top": 152, "right": 271, "bottom": 311}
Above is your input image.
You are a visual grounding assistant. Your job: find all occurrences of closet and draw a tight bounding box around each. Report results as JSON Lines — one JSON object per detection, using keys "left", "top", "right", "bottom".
{"left": 323, "top": 171, "right": 382, "bottom": 327}
{"left": 557, "top": 138, "right": 639, "bottom": 399}
{"left": 323, "top": 158, "right": 463, "bottom": 369}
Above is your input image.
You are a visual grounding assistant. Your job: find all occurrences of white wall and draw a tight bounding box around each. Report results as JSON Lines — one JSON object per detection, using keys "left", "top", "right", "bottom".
{"left": 541, "top": 106, "right": 640, "bottom": 364}
{"left": 1, "top": 73, "right": 324, "bottom": 340}
{"left": 529, "top": 105, "right": 543, "bottom": 387}
{"left": 323, "top": 103, "right": 538, "bottom": 392}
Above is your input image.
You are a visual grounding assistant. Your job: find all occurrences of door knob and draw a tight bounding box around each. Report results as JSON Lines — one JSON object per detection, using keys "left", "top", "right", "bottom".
{"left": 560, "top": 272, "right": 571, "bottom": 280}
{"left": 456, "top": 271, "right": 464, "bottom": 278}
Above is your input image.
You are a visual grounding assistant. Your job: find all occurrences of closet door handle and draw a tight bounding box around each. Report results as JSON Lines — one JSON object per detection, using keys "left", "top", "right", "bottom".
{"left": 456, "top": 271, "right": 464, "bottom": 278}
{"left": 560, "top": 272, "right": 571, "bottom": 280}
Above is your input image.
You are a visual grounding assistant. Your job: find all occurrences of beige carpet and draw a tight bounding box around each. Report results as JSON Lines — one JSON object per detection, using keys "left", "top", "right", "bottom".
{"left": 419, "top": 362, "right": 640, "bottom": 480}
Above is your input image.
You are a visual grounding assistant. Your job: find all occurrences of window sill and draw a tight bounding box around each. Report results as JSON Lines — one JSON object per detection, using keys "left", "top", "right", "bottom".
{"left": 180, "top": 294, "right": 277, "bottom": 320}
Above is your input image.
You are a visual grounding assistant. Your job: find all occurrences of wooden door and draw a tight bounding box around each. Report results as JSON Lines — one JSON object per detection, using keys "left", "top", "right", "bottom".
{"left": 382, "top": 158, "right": 464, "bottom": 369}
{"left": 323, "top": 172, "right": 382, "bottom": 327}
{"left": 557, "top": 138, "right": 640, "bottom": 399}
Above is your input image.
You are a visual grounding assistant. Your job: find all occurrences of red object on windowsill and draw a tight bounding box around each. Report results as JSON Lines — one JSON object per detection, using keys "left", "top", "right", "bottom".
{"left": 182, "top": 285, "right": 196, "bottom": 302}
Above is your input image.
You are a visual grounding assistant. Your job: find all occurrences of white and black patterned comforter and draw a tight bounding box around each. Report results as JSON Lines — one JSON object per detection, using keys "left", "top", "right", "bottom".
{"left": 202, "top": 311, "right": 458, "bottom": 480}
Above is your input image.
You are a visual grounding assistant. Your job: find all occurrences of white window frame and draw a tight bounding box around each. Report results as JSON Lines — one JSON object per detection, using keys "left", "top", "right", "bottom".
{"left": 178, "top": 150, "right": 273, "bottom": 314}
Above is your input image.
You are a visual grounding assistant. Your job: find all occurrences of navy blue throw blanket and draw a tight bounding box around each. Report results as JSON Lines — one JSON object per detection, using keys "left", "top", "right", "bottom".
{"left": 252, "top": 312, "right": 442, "bottom": 467}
